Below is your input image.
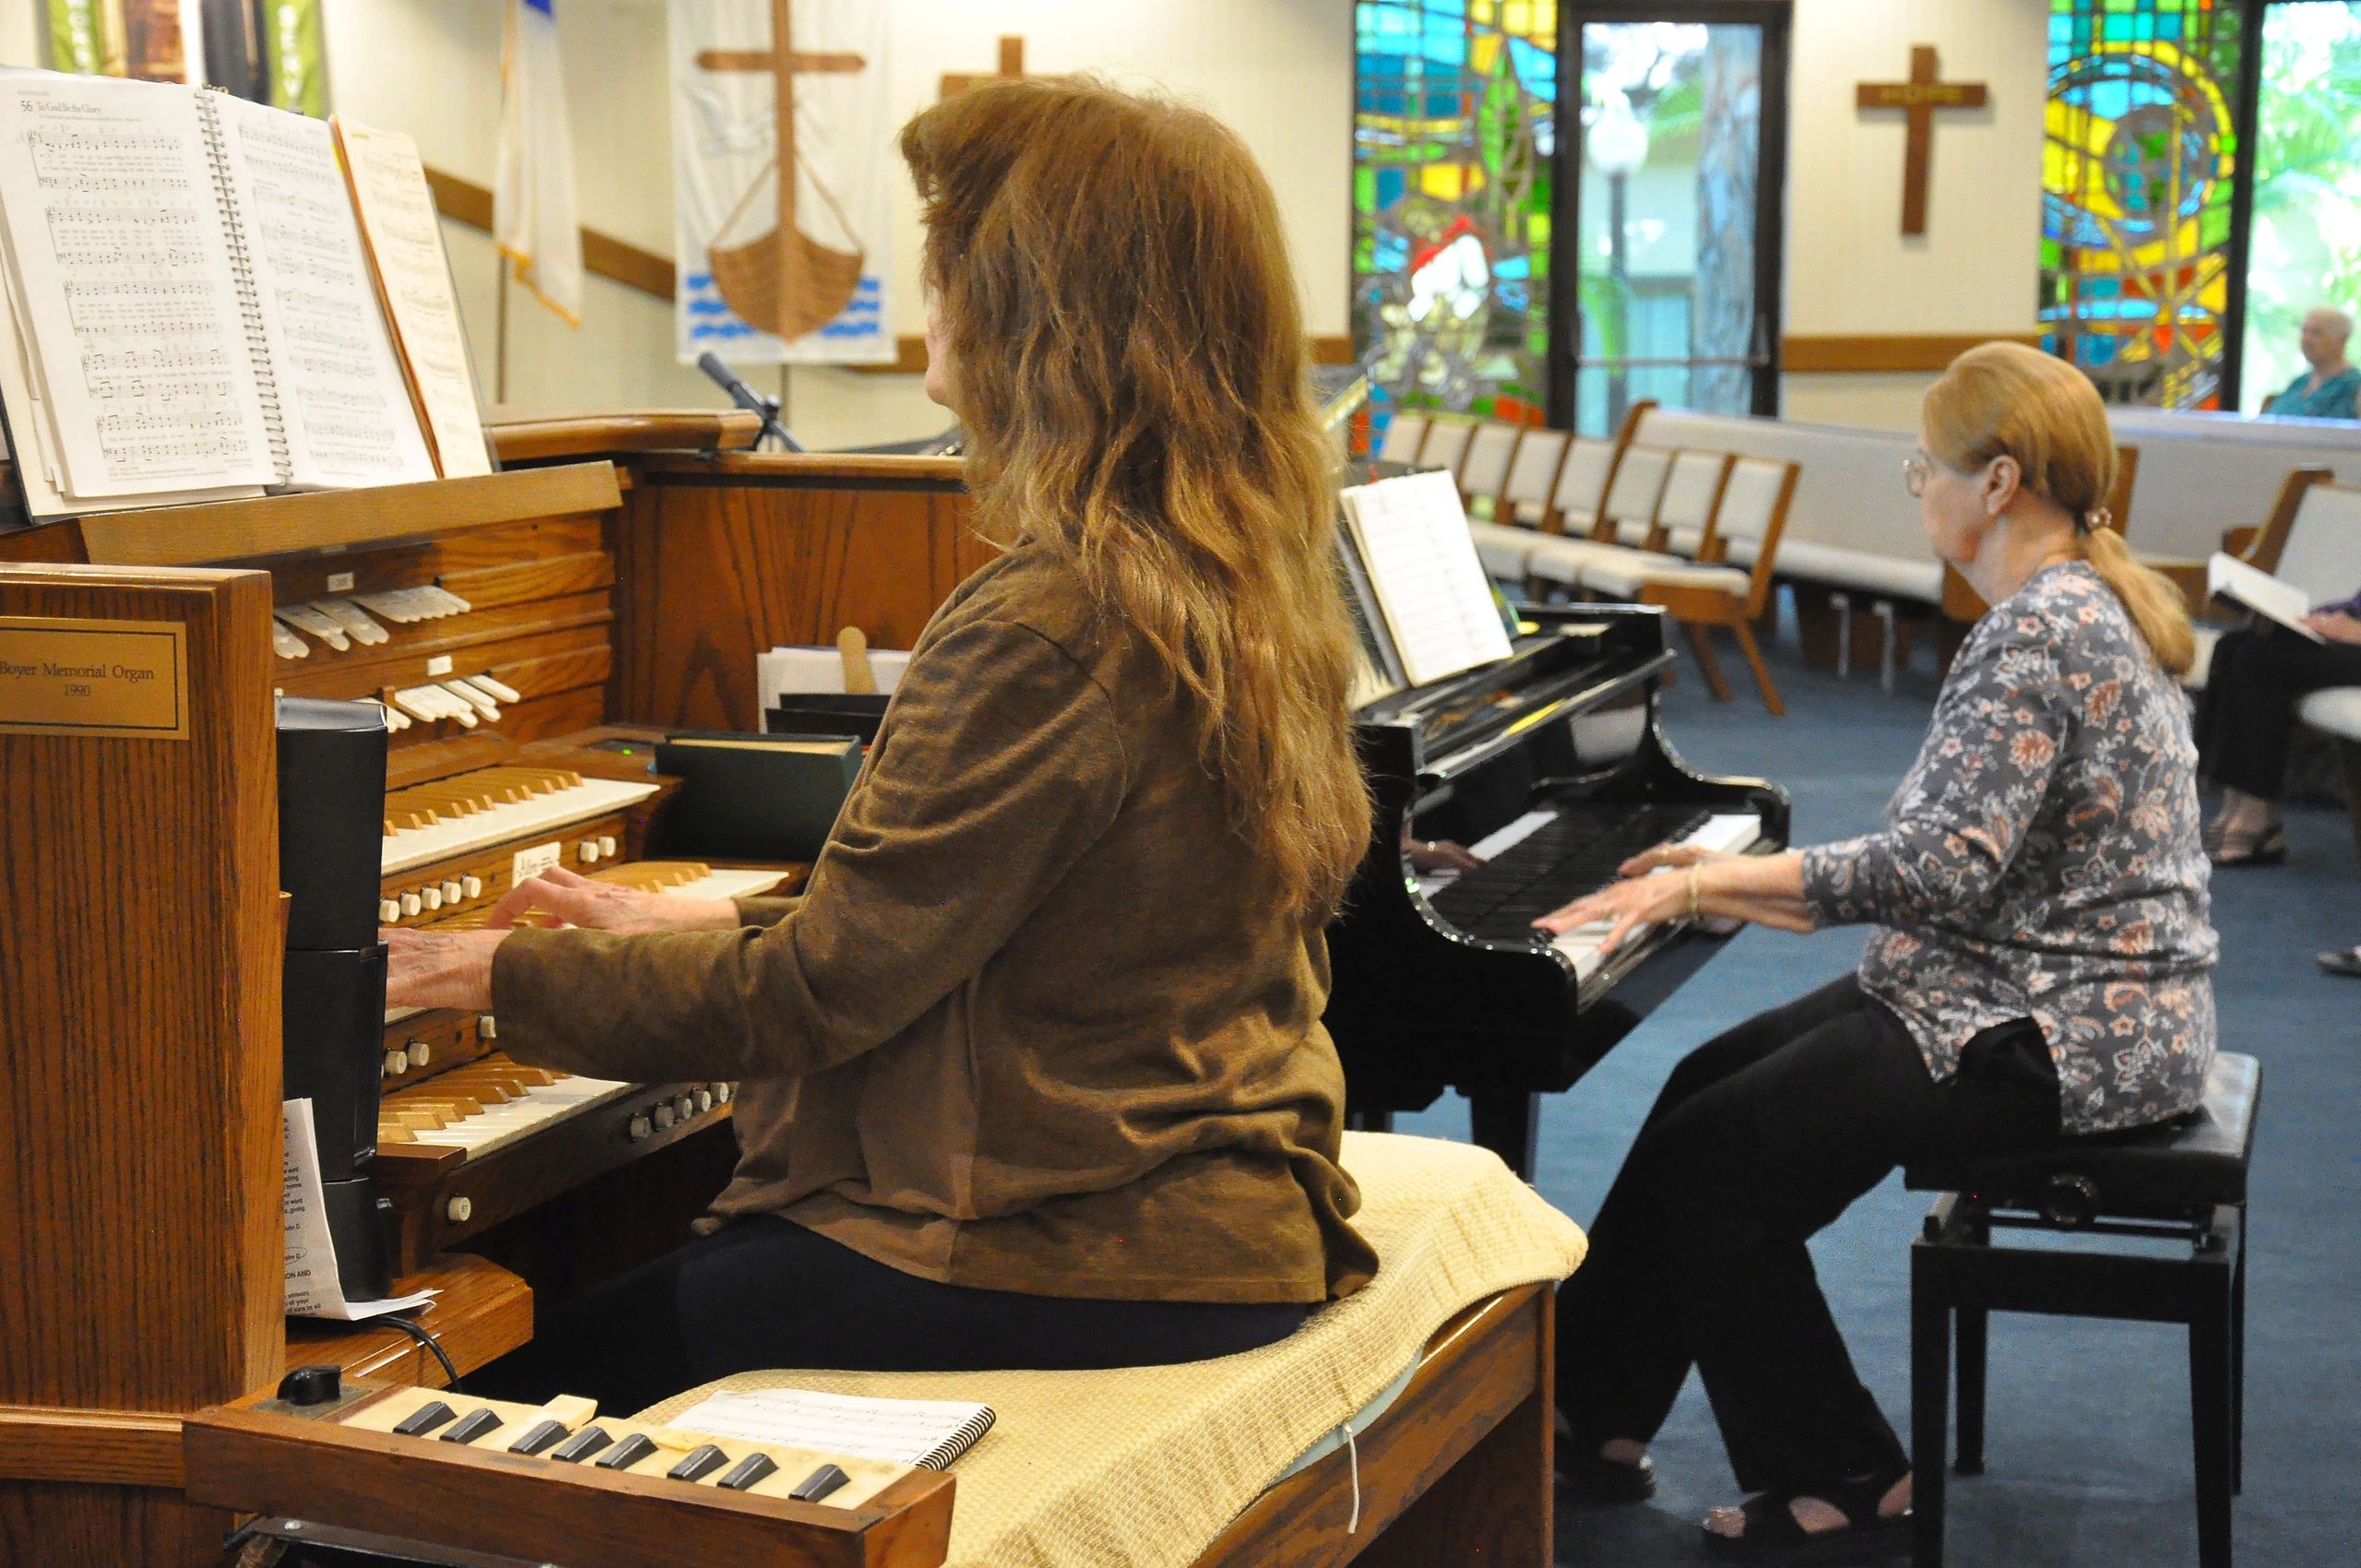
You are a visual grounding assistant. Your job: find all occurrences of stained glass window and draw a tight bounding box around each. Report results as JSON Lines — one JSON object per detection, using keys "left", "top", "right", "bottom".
{"left": 2041, "top": 0, "right": 2244, "bottom": 409}
{"left": 1353, "top": 1, "right": 1559, "bottom": 439}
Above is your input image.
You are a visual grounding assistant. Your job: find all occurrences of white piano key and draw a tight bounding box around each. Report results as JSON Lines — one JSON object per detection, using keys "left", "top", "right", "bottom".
{"left": 472, "top": 673, "right": 523, "bottom": 705}
{"left": 1466, "top": 809, "right": 1560, "bottom": 862}
{"left": 381, "top": 777, "right": 660, "bottom": 874}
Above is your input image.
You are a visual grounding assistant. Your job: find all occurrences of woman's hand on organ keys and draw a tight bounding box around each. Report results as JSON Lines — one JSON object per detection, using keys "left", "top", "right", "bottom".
{"left": 383, "top": 926, "right": 504, "bottom": 1011}
{"left": 1530, "top": 844, "right": 1740, "bottom": 955}
{"left": 484, "top": 866, "right": 739, "bottom": 933}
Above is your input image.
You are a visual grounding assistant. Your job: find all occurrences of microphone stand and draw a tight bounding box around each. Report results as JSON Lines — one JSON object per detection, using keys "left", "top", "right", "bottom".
{"left": 696, "top": 351, "right": 805, "bottom": 454}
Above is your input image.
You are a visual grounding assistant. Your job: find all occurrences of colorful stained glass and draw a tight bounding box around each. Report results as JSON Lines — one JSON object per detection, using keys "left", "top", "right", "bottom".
{"left": 2041, "top": 0, "right": 2243, "bottom": 409}
{"left": 1354, "top": 1, "right": 1558, "bottom": 434}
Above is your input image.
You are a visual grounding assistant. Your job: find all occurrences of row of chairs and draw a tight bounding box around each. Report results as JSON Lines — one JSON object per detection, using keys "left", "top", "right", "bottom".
{"left": 1380, "top": 410, "right": 1801, "bottom": 716}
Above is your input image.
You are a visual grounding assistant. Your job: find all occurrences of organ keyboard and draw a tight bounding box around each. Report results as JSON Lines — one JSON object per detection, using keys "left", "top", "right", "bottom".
{"left": 1324, "top": 602, "right": 1790, "bottom": 1176}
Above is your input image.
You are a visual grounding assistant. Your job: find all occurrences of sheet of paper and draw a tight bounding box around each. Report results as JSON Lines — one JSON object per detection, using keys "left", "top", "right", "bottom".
{"left": 1339, "top": 470, "right": 1514, "bottom": 685}
{"left": 331, "top": 116, "right": 491, "bottom": 479}
{"left": 0, "top": 70, "right": 274, "bottom": 500}
{"left": 758, "top": 645, "right": 910, "bottom": 702}
{"left": 673, "top": 1386, "right": 994, "bottom": 1469}
{"left": 282, "top": 1099, "right": 436, "bottom": 1322}
{"left": 2208, "top": 552, "right": 2321, "bottom": 642}
{"left": 206, "top": 94, "right": 436, "bottom": 490}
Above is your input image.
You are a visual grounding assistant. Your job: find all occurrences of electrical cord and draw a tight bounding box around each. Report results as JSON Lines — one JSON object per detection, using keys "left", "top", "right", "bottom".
{"left": 381, "top": 1313, "right": 462, "bottom": 1394}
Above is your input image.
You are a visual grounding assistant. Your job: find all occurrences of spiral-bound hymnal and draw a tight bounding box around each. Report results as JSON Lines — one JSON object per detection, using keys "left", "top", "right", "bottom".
{"left": 672, "top": 1387, "right": 997, "bottom": 1472}
{"left": 0, "top": 68, "right": 451, "bottom": 520}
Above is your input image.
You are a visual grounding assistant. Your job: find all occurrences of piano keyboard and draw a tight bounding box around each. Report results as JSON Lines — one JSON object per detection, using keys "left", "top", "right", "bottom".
{"left": 383, "top": 766, "right": 661, "bottom": 876}
{"left": 1424, "top": 803, "right": 1762, "bottom": 981}
{"left": 380, "top": 1060, "right": 635, "bottom": 1159}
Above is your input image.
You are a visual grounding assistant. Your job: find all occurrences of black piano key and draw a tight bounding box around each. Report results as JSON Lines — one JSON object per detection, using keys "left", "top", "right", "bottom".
{"left": 548, "top": 1424, "right": 612, "bottom": 1464}
{"left": 391, "top": 1400, "right": 456, "bottom": 1437}
{"left": 593, "top": 1432, "right": 660, "bottom": 1471}
{"left": 667, "top": 1443, "right": 729, "bottom": 1483}
{"left": 789, "top": 1462, "right": 849, "bottom": 1503}
{"left": 439, "top": 1408, "right": 504, "bottom": 1444}
{"left": 508, "top": 1419, "right": 569, "bottom": 1456}
{"left": 716, "top": 1452, "right": 778, "bottom": 1491}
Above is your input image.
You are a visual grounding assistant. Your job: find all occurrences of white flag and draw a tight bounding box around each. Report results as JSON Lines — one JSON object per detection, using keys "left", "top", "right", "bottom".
{"left": 670, "top": 0, "right": 893, "bottom": 364}
{"left": 495, "top": 0, "right": 584, "bottom": 325}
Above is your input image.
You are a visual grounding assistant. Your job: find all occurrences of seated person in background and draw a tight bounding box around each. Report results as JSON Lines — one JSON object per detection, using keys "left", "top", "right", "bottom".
{"left": 1535, "top": 343, "right": 2217, "bottom": 1559}
{"left": 2261, "top": 306, "right": 2361, "bottom": 420}
{"left": 381, "top": 77, "right": 1379, "bottom": 1416}
{"left": 2196, "top": 591, "right": 2361, "bottom": 864}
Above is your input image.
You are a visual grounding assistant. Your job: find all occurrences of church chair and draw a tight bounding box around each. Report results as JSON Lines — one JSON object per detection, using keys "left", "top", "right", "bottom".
{"left": 1643, "top": 448, "right": 1735, "bottom": 556}
{"left": 1905, "top": 1052, "right": 2259, "bottom": 1568}
{"left": 1376, "top": 409, "right": 1431, "bottom": 466}
{"left": 1457, "top": 420, "right": 1523, "bottom": 517}
{"left": 1524, "top": 444, "right": 1675, "bottom": 600}
{"left": 2150, "top": 466, "right": 2331, "bottom": 625}
{"left": 1469, "top": 426, "right": 1570, "bottom": 582}
{"left": 1629, "top": 456, "right": 1798, "bottom": 716}
{"left": 1417, "top": 417, "right": 1477, "bottom": 484}
{"left": 1542, "top": 434, "right": 1619, "bottom": 536}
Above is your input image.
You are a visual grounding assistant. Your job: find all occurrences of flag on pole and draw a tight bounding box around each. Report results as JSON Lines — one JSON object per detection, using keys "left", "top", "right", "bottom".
{"left": 495, "top": 0, "right": 583, "bottom": 325}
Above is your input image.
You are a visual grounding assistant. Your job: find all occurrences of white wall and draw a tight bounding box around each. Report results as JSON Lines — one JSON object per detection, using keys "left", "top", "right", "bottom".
{"left": 1779, "top": 0, "right": 2050, "bottom": 428}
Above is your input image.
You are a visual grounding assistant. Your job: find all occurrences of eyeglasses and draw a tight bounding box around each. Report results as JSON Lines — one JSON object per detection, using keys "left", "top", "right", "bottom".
{"left": 1902, "top": 454, "right": 1931, "bottom": 498}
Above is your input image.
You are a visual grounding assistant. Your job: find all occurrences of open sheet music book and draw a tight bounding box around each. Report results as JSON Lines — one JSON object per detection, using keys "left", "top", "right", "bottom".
{"left": 2207, "top": 552, "right": 2323, "bottom": 643}
{"left": 672, "top": 1387, "right": 996, "bottom": 1471}
{"left": 1337, "top": 469, "right": 1514, "bottom": 686}
{"left": 0, "top": 68, "right": 475, "bottom": 519}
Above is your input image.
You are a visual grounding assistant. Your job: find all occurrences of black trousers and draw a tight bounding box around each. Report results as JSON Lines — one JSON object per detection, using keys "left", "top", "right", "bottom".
{"left": 2194, "top": 622, "right": 2361, "bottom": 801}
{"left": 1557, "top": 977, "right": 2059, "bottom": 1495}
{"left": 469, "top": 1217, "right": 1312, "bottom": 1417}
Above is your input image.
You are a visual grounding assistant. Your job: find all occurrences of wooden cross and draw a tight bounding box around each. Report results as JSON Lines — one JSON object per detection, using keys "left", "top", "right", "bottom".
{"left": 1856, "top": 45, "right": 1988, "bottom": 237}
{"left": 941, "top": 36, "right": 1027, "bottom": 100}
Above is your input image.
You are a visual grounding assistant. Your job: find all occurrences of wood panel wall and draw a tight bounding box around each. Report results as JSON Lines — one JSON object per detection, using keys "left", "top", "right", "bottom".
{"left": 611, "top": 454, "right": 989, "bottom": 732}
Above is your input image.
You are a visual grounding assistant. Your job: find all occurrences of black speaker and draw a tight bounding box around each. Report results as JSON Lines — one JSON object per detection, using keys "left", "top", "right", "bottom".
{"left": 277, "top": 697, "right": 389, "bottom": 952}
{"left": 317, "top": 1176, "right": 394, "bottom": 1302}
{"left": 282, "top": 945, "right": 386, "bottom": 1183}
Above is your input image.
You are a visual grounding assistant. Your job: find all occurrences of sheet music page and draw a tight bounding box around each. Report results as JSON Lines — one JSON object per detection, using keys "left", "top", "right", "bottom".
{"left": 207, "top": 95, "right": 435, "bottom": 490}
{"left": 282, "top": 1099, "right": 437, "bottom": 1321}
{"left": 672, "top": 1387, "right": 994, "bottom": 1468}
{"left": 1339, "top": 469, "right": 1514, "bottom": 685}
{"left": 330, "top": 117, "right": 491, "bottom": 479}
{"left": 0, "top": 70, "right": 274, "bottom": 499}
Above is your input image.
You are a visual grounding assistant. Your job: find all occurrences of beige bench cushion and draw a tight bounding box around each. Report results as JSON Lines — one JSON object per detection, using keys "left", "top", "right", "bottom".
{"left": 1470, "top": 518, "right": 1543, "bottom": 578}
{"left": 2298, "top": 685, "right": 2361, "bottom": 742}
{"left": 637, "top": 1132, "right": 1585, "bottom": 1568}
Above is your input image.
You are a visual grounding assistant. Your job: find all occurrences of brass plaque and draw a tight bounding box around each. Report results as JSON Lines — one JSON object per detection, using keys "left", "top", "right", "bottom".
{"left": 0, "top": 616, "right": 189, "bottom": 740}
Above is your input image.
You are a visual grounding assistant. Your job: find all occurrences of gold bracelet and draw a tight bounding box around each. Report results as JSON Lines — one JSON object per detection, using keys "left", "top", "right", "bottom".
{"left": 1686, "top": 863, "right": 1702, "bottom": 921}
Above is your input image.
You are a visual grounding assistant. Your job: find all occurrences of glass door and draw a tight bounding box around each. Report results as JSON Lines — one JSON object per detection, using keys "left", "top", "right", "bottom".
{"left": 1557, "top": 6, "right": 1787, "bottom": 433}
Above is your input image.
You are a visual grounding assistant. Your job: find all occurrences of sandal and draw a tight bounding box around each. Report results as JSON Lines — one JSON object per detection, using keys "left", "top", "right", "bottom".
{"left": 1559, "top": 1449, "right": 1657, "bottom": 1505}
{"left": 2207, "top": 824, "right": 2286, "bottom": 867}
{"left": 1701, "top": 1467, "right": 1912, "bottom": 1564}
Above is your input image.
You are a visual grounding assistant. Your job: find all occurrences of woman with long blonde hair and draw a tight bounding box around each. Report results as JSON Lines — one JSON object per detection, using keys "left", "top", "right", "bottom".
{"left": 381, "top": 77, "right": 1377, "bottom": 1409}
{"left": 1536, "top": 342, "right": 2216, "bottom": 1557}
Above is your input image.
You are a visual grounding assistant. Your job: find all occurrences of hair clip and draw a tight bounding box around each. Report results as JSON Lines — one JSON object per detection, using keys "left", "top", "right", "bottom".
{"left": 2082, "top": 505, "right": 2112, "bottom": 534}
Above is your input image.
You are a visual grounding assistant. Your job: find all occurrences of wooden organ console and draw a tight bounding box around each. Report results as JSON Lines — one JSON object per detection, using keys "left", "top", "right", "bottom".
{"left": 0, "top": 412, "right": 999, "bottom": 1564}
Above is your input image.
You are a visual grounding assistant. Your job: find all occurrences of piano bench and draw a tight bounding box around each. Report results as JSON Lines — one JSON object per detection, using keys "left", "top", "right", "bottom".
{"left": 637, "top": 1132, "right": 1587, "bottom": 1568}
{"left": 1903, "top": 1051, "right": 2260, "bottom": 1568}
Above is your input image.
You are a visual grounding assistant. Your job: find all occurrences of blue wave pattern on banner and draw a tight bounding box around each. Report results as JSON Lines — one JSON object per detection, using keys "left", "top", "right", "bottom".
{"left": 682, "top": 273, "right": 884, "bottom": 342}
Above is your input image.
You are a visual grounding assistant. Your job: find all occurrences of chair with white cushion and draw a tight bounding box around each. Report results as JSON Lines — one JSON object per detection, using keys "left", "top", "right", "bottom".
{"left": 1417, "top": 418, "right": 1477, "bottom": 484}
{"left": 1458, "top": 422, "right": 1523, "bottom": 516}
{"left": 1376, "top": 410, "right": 1430, "bottom": 466}
{"left": 1544, "top": 435, "right": 1619, "bottom": 536}
{"left": 1585, "top": 457, "right": 1800, "bottom": 716}
{"left": 1527, "top": 445, "right": 1672, "bottom": 593}
{"left": 1646, "top": 449, "right": 1735, "bottom": 556}
{"left": 2266, "top": 481, "right": 2361, "bottom": 852}
{"left": 1469, "top": 426, "right": 1569, "bottom": 581}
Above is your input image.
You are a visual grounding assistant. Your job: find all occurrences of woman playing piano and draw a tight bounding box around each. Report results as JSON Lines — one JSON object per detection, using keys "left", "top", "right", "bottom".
{"left": 1536, "top": 342, "right": 2217, "bottom": 1559}
{"left": 382, "top": 77, "right": 1378, "bottom": 1412}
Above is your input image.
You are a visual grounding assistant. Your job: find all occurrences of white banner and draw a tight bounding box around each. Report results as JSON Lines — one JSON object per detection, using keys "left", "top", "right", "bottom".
{"left": 669, "top": 0, "right": 892, "bottom": 364}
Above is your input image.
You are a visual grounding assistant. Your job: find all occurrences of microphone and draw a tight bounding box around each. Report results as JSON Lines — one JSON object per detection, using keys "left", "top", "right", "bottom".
{"left": 695, "top": 351, "right": 805, "bottom": 453}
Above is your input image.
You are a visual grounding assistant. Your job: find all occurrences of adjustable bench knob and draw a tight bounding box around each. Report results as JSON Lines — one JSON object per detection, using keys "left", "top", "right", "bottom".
{"left": 2040, "top": 1172, "right": 2100, "bottom": 1229}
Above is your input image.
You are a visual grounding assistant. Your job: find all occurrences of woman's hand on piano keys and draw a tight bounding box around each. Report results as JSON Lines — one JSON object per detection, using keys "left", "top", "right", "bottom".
{"left": 1532, "top": 845, "right": 1815, "bottom": 954}
{"left": 383, "top": 927, "right": 504, "bottom": 1011}
{"left": 484, "top": 867, "right": 740, "bottom": 934}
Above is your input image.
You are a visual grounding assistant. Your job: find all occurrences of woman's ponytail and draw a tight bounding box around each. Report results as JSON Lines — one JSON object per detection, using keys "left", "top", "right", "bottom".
{"left": 2077, "top": 519, "right": 2195, "bottom": 675}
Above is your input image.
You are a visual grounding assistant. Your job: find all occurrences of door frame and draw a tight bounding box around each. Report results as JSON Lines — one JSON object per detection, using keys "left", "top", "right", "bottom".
{"left": 1551, "top": 0, "right": 1793, "bottom": 427}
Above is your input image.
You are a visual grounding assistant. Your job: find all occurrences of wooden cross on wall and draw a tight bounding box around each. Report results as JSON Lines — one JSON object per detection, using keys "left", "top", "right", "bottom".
{"left": 941, "top": 36, "right": 1028, "bottom": 100}
{"left": 1857, "top": 45, "right": 1988, "bottom": 237}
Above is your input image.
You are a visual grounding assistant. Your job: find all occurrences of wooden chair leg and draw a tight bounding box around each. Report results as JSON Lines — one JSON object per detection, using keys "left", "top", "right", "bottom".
{"left": 1730, "top": 619, "right": 1786, "bottom": 717}
{"left": 1680, "top": 621, "right": 1734, "bottom": 702}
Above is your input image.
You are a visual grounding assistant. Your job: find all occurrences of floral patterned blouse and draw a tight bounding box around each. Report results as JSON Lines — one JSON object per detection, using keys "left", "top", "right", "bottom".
{"left": 1800, "top": 562, "right": 2218, "bottom": 1134}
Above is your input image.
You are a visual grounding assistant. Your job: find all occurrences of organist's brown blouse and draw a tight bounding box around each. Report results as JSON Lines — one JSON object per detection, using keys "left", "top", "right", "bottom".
{"left": 492, "top": 537, "right": 1377, "bottom": 1303}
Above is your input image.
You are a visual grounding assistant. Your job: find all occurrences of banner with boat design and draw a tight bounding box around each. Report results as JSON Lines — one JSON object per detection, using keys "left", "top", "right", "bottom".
{"left": 669, "top": 0, "right": 893, "bottom": 364}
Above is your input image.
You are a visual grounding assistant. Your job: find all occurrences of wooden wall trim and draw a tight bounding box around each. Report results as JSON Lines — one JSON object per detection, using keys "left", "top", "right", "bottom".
{"left": 420, "top": 167, "right": 1363, "bottom": 375}
{"left": 1782, "top": 333, "right": 2044, "bottom": 374}
{"left": 424, "top": 167, "right": 677, "bottom": 303}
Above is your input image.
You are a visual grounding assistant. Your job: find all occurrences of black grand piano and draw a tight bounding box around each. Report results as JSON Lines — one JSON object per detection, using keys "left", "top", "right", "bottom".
{"left": 1324, "top": 600, "right": 1790, "bottom": 1179}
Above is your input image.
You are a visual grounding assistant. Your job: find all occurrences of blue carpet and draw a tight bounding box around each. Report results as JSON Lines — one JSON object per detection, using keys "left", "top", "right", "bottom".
{"left": 1391, "top": 608, "right": 2361, "bottom": 1566}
